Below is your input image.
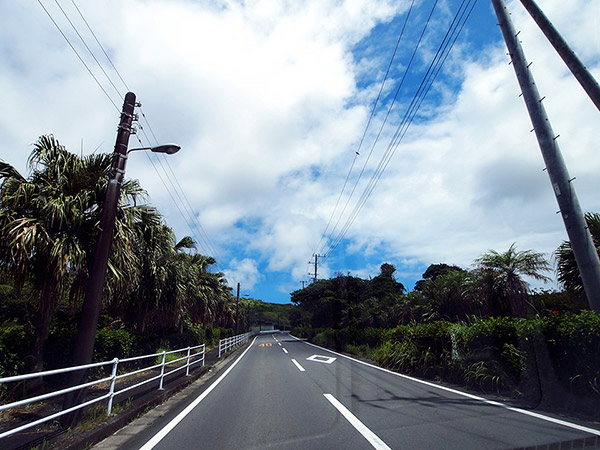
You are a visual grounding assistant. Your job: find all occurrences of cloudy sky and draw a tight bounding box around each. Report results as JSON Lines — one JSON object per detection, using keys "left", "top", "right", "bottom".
{"left": 1, "top": 0, "right": 599, "bottom": 303}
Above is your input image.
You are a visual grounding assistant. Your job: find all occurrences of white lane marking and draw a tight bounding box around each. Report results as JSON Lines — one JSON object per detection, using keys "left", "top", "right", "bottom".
{"left": 291, "top": 358, "right": 305, "bottom": 372}
{"left": 282, "top": 348, "right": 289, "bottom": 354}
{"left": 324, "top": 393, "right": 391, "bottom": 450}
{"left": 278, "top": 342, "right": 282, "bottom": 346}
{"left": 139, "top": 336, "right": 257, "bottom": 450}
{"left": 289, "top": 335, "right": 600, "bottom": 437}
{"left": 306, "top": 354, "right": 336, "bottom": 364}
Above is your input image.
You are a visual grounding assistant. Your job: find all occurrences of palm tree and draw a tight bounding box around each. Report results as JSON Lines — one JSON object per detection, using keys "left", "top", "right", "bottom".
{"left": 474, "top": 243, "right": 551, "bottom": 317}
{"left": 555, "top": 212, "right": 600, "bottom": 298}
{"left": 0, "top": 136, "right": 144, "bottom": 372}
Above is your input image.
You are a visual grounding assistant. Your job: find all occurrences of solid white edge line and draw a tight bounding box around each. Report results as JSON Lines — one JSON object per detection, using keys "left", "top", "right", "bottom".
{"left": 290, "top": 358, "right": 305, "bottom": 372}
{"left": 138, "top": 336, "right": 258, "bottom": 450}
{"left": 323, "top": 393, "right": 391, "bottom": 450}
{"left": 289, "top": 334, "right": 600, "bottom": 437}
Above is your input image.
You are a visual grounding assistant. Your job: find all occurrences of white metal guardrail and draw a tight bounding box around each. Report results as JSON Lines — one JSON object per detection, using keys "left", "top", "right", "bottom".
{"left": 218, "top": 332, "right": 251, "bottom": 357}
{"left": 0, "top": 343, "right": 205, "bottom": 440}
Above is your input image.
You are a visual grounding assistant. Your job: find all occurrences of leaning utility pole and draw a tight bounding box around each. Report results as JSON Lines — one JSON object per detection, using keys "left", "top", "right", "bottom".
{"left": 518, "top": 0, "right": 600, "bottom": 113}
{"left": 62, "top": 92, "right": 137, "bottom": 424}
{"left": 491, "top": 0, "right": 600, "bottom": 312}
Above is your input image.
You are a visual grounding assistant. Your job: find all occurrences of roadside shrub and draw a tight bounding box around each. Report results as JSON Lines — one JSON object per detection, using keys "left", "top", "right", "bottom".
{"left": 372, "top": 322, "right": 452, "bottom": 378}
{"left": 458, "top": 317, "right": 524, "bottom": 382}
{"left": 0, "top": 323, "right": 35, "bottom": 378}
{"left": 540, "top": 310, "right": 600, "bottom": 397}
{"left": 93, "top": 327, "right": 133, "bottom": 362}
{"left": 44, "top": 325, "right": 77, "bottom": 370}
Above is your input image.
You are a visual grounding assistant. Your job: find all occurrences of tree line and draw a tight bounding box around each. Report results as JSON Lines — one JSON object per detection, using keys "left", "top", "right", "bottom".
{"left": 0, "top": 136, "right": 239, "bottom": 378}
{"left": 291, "top": 223, "right": 600, "bottom": 329}
{"left": 291, "top": 230, "right": 600, "bottom": 416}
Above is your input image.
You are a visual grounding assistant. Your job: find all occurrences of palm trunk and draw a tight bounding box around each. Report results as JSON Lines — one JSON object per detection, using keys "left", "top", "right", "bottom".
{"left": 27, "top": 278, "right": 59, "bottom": 394}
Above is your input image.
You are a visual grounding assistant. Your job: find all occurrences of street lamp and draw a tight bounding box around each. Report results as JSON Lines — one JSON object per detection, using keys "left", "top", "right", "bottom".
{"left": 127, "top": 144, "right": 181, "bottom": 155}
{"left": 62, "top": 92, "right": 180, "bottom": 423}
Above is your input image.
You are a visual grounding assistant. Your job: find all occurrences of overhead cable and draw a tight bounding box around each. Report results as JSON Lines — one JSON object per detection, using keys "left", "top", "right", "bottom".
{"left": 324, "top": 0, "right": 479, "bottom": 257}
{"left": 312, "top": 0, "right": 417, "bottom": 258}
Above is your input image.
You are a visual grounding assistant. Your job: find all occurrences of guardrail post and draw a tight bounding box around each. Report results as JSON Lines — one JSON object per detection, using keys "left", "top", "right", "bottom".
{"left": 218, "top": 339, "right": 222, "bottom": 358}
{"left": 185, "top": 347, "right": 191, "bottom": 376}
{"left": 107, "top": 358, "right": 119, "bottom": 415}
{"left": 201, "top": 344, "right": 205, "bottom": 367}
{"left": 158, "top": 351, "right": 166, "bottom": 390}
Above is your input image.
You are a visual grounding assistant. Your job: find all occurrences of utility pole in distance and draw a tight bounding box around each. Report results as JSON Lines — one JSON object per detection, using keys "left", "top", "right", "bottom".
{"left": 310, "top": 254, "right": 325, "bottom": 284}
{"left": 236, "top": 282, "right": 240, "bottom": 334}
{"left": 491, "top": 0, "right": 600, "bottom": 312}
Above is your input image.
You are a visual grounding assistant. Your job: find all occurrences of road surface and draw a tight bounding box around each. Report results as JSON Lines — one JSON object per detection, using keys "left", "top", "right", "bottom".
{"left": 112, "top": 333, "right": 600, "bottom": 449}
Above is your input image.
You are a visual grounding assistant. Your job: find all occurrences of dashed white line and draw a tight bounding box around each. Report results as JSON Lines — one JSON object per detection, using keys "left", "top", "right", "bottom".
{"left": 291, "top": 358, "right": 305, "bottom": 372}
{"left": 282, "top": 348, "right": 288, "bottom": 354}
{"left": 324, "top": 393, "right": 391, "bottom": 450}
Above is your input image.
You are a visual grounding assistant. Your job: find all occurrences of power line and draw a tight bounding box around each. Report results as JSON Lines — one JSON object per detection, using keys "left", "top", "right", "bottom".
{"left": 323, "top": 0, "right": 479, "bottom": 258}
{"left": 312, "top": 0, "right": 417, "bottom": 258}
{"left": 136, "top": 126, "right": 222, "bottom": 264}
{"left": 69, "top": 0, "right": 131, "bottom": 92}
{"left": 52, "top": 0, "right": 123, "bottom": 98}
{"left": 39, "top": 0, "right": 222, "bottom": 264}
{"left": 318, "top": 0, "right": 440, "bottom": 256}
{"left": 36, "top": 0, "right": 120, "bottom": 112}
{"left": 137, "top": 111, "right": 223, "bottom": 263}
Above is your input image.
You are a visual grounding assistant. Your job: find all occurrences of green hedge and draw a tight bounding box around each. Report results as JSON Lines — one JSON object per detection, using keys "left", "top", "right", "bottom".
{"left": 300, "top": 311, "right": 600, "bottom": 404}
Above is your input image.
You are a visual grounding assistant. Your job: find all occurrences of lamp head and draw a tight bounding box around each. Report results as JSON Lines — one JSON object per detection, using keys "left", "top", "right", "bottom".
{"left": 151, "top": 144, "right": 181, "bottom": 155}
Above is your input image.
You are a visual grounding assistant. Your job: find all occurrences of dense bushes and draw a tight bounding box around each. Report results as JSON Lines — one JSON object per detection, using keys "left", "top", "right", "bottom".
{"left": 294, "top": 311, "right": 600, "bottom": 412}
{"left": 0, "top": 323, "right": 35, "bottom": 378}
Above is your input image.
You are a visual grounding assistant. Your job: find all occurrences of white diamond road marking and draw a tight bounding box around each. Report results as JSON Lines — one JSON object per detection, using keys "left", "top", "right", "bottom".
{"left": 306, "top": 354, "right": 336, "bottom": 364}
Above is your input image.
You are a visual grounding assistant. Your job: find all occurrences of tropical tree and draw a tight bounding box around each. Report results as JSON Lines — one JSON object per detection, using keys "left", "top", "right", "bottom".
{"left": 474, "top": 243, "right": 551, "bottom": 317}
{"left": 0, "top": 136, "right": 143, "bottom": 372}
{"left": 418, "top": 268, "right": 483, "bottom": 321}
{"left": 555, "top": 212, "right": 600, "bottom": 299}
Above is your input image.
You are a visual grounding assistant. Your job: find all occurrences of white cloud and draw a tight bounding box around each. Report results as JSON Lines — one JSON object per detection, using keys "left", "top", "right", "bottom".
{"left": 1, "top": 0, "right": 598, "bottom": 301}
{"left": 223, "top": 258, "right": 261, "bottom": 290}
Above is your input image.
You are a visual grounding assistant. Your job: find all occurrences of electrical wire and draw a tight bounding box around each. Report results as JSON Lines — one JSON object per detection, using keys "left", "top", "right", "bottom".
{"left": 69, "top": 0, "right": 131, "bottom": 92}
{"left": 38, "top": 0, "right": 222, "bottom": 265}
{"left": 323, "top": 0, "right": 479, "bottom": 258}
{"left": 319, "top": 0, "right": 438, "bottom": 257}
{"left": 36, "top": 0, "right": 120, "bottom": 112}
{"left": 312, "top": 0, "right": 417, "bottom": 258}
{"left": 53, "top": 0, "right": 123, "bottom": 98}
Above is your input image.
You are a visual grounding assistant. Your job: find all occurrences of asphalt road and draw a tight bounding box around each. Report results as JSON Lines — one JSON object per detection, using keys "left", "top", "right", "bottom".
{"left": 112, "top": 333, "right": 600, "bottom": 450}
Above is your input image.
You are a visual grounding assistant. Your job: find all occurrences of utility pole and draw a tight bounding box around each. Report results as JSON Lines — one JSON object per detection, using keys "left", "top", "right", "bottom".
{"left": 62, "top": 92, "right": 137, "bottom": 424}
{"left": 491, "top": 0, "right": 600, "bottom": 312}
{"left": 518, "top": 0, "right": 600, "bottom": 113}
{"left": 236, "top": 282, "right": 240, "bottom": 334}
{"left": 310, "top": 254, "right": 325, "bottom": 284}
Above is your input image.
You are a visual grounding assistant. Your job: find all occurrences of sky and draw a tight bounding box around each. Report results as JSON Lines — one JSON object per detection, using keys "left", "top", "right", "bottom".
{"left": 1, "top": 0, "right": 599, "bottom": 304}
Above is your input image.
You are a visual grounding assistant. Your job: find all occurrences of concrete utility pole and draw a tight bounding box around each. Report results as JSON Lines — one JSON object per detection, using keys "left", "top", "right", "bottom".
{"left": 518, "top": 0, "right": 600, "bottom": 113}
{"left": 236, "top": 282, "right": 240, "bottom": 334}
{"left": 311, "top": 254, "right": 325, "bottom": 284}
{"left": 62, "top": 92, "right": 137, "bottom": 424}
{"left": 491, "top": 0, "right": 600, "bottom": 312}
